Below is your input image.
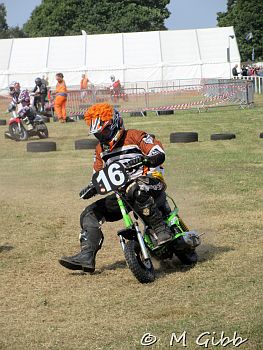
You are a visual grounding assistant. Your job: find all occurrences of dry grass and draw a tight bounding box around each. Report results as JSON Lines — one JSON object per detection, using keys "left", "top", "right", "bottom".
{"left": 0, "top": 98, "right": 263, "bottom": 350}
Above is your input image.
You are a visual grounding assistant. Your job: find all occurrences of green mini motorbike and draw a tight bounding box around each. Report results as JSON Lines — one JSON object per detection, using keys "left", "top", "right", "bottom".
{"left": 92, "top": 161, "right": 201, "bottom": 284}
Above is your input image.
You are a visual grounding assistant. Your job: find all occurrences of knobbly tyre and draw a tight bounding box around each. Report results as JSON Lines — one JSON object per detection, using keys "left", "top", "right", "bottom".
{"left": 5, "top": 101, "right": 49, "bottom": 141}
{"left": 90, "top": 159, "right": 201, "bottom": 284}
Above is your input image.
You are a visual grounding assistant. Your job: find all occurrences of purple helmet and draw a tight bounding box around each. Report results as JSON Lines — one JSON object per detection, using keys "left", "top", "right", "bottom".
{"left": 19, "top": 90, "right": 30, "bottom": 104}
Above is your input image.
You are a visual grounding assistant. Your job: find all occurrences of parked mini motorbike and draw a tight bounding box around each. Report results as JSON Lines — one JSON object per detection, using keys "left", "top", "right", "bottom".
{"left": 6, "top": 102, "right": 49, "bottom": 141}
{"left": 91, "top": 160, "right": 201, "bottom": 284}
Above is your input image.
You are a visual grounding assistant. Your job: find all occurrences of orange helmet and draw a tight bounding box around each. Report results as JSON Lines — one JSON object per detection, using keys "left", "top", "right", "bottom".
{"left": 84, "top": 103, "right": 124, "bottom": 151}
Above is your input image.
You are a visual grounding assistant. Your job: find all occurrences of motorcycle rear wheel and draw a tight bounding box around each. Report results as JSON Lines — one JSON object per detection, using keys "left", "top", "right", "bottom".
{"left": 38, "top": 124, "right": 49, "bottom": 139}
{"left": 175, "top": 250, "right": 198, "bottom": 265}
{"left": 9, "top": 123, "right": 28, "bottom": 141}
{"left": 124, "top": 240, "right": 155, "bottom": 284}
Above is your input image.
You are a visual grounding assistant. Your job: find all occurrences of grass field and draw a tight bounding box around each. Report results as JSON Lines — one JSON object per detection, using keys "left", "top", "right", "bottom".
{"left": 0, "top": 99, "right": 263, "bottom": 350}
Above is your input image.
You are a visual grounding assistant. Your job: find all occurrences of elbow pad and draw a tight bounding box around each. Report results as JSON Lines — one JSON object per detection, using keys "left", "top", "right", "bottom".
{"left": 144, "top": 151, "right": 165, "bottom": 167}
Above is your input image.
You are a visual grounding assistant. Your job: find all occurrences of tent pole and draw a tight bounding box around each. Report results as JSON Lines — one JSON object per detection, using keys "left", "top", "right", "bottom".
{"left": 7, "top": 38, "right": 14, "bottom": 86}
{"left": 158, "top": 31, "right": 164, "bottom": 87}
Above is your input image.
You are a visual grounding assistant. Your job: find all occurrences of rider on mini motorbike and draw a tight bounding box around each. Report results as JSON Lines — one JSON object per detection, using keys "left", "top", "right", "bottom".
{"left": 59, "top": 103, "right": 179, "bottom": 273}
{"left": 32, "top": 77, "right": 48, "bottom": 112}
{"left": 8, "top": 81, "right": 22, "bottom": 106}
{"left": 8, "top": 84, "right": 35, "bottom": 129}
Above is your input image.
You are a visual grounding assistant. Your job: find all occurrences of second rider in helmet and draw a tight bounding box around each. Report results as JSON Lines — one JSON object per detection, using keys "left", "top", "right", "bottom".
{"left": 33, "top": 77, "right": 48, "bottom": 112}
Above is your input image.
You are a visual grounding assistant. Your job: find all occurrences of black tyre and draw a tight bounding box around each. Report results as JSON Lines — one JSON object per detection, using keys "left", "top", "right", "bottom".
{"left": 130, "top": 111, "right": 147, "bottom": 117}
{"left": 38, "top": 124, "right": 49, "bottom": 139}
{"left": 124, "top": 240, "right": 155, "bottom": 284}
{"left": 170, "top": 132, "right": 198, "bottom": 143}
{"left": 158, "top": 110, "right": 174, "bottom": 115}
{"left": 9, "top": 123, "right": 28, "bottom": 141}
{"left": 175, "top": 250, "right": 198, "bottom": 265}
{"left": 210, "top": 133, "right": 236, "bottom": 141}
{"left": 41, "top": 116, "right": 50, "bottom": 123}
{"left": 0, "top": 119, "right": 6, "bottom": 126}
{"left": 75, "top": 138, "right": 98, "bottom": 150}
{"left": 259, "top": 133, "right": 263, "bottom": 139}
{"left": 27, "top": 141, "right": 56, "bottom": 152}
{"left": 66, "top": 116, "right": 75, "bottom": 123}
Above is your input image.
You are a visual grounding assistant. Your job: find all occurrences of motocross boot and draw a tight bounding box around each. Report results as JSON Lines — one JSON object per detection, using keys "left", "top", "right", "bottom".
{"left": 23, "top": 116, "right": 34, "bottom": 130}
{"left": 136, "top": 197, "right": 172, "bottom": 246}
{"left": 58, "top": 229, "right": 104, "bottom": 273}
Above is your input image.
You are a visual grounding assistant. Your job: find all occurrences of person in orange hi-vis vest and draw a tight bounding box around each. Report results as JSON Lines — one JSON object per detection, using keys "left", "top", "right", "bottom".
{"left": 80, "top": 73, "right": 89, "bottom": 100}
{"left": 55, "top": 73, "right": 67, "bottom": 123}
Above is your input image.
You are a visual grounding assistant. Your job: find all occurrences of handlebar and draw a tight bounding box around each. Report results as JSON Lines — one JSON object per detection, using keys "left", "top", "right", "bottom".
{"left": 124, "top": 161, "right": 143, "bottom": 171}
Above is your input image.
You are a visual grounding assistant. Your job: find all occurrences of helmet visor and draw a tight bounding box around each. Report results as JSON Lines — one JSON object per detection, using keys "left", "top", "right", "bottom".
{"left": 94, "top": 125, "right": 114, "bottom": 143}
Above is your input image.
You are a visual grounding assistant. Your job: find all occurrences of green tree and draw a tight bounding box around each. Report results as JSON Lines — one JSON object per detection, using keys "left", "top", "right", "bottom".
{"left": 217, "top": 0, "right": 263, "bottom": 62}
{"left": 0, "top": 2, "right": 8, "bottom": 38}
{"left": 8, "top": 25, "right": 26, "bottom": 38}
{"left": 0, "top": 3, "right": 26, "bottom": 39}
{"left": 24, "top": 0, "right": 170, "bottom": 37}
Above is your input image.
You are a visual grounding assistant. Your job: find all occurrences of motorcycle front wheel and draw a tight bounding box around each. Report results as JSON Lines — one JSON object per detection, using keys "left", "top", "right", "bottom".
{"left": 9, "top": 123, "right": 28, "bottom": 141}
{"left": 124, "top": 240, "right": 155, "bottom": 284}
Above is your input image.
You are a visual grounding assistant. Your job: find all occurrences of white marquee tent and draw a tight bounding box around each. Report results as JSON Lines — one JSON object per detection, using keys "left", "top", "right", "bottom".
{"left": 0, "top": 26, "right": 240, "bottom": 90}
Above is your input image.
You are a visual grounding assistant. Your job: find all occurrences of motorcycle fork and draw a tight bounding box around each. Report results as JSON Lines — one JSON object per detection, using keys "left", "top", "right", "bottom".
{"left": 17, "top": 121, "right": 22, "bottom": 132}
{"left": 116, "top": 193, "right": 150, "bottom": 261}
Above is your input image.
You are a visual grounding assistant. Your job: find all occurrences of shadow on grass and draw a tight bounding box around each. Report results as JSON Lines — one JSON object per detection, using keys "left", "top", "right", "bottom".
{"left": 69, "top": 260, "right": 127, "bottom": 276}
{"left": 155, "top": 243, "right": 234, "bottom": 278}
{"left": 99, "top": 260, "right": 127, "bottom": 272}
{"left": 197, "top": 243, "right": 234, "bottom": 263}
{"left": 68, "top": 244, "right": 234, "bottom": 278}
{"left": 0, "top": 245, "right": 14, "bottom": 253}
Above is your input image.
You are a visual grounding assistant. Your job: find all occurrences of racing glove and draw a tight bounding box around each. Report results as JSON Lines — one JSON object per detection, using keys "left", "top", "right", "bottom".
{"left": 126, "top": 151, "right": 165, "bottom": 168}
{"left": 143, "top": 151, "right": 165, "bottom": 167}
{"left": 126, "top": 155, "right": 145, "bottom": 167}
{"left": 79, "top": 184, "right": 97, "bottom": 199}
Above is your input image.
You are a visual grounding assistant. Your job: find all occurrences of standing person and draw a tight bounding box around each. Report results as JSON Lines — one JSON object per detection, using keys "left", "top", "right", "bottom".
{"left": 110, "top": 75, "right": 122, "bottom": 103}
{"left": 241, "top": 65, "right": 248, "bottom": 77}
{"left": 54, "top": 73, "right": 67, "bottom": 123}
{"left": 80, "top": 73, "right": 89, "bottom": 100}
{"left": 42, "top": 75, "right": 49, "bottom": 87}
{"left": 232, "top": 64, "right": 239, "bottom": 77}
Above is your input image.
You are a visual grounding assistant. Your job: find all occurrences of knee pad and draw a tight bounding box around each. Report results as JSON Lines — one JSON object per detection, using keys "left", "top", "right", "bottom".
{"left": 134, "top": 195, "right": 155, "bottom": 217}
{"left": 80, "top": 206, "right": 101, "bottom": 230}
{"left": 135, "top": 190, "right": 152, "bottom": 205}
{"left": 125, "top": 181, "right": 139, "bottom": 201}
{"left": 126, "top": 176, "right": 151, "bottom": 201}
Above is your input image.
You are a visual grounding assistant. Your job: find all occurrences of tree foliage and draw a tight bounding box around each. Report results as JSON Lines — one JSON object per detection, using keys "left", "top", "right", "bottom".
{"left": 23, "top": 0, "right": 170, "bottom": 37}
{"left": 0, "top": 2, "right": 8, "bottom": 38}
{"left": 217, "top": 0, "right": 263, "bottom": 62}
{"left": 0, "top": 3, "right": 26, "bottom": 39}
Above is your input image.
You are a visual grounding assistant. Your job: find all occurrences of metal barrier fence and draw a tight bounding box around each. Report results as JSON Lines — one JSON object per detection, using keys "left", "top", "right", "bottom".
{"left": 0, "top": 79, "right": 255, "bottom": 117}
{"left": 234, "top": 76, "right": 263, "bottom": 94}
{"left": 66, "top": 79, "right": 254, "bottom": 116}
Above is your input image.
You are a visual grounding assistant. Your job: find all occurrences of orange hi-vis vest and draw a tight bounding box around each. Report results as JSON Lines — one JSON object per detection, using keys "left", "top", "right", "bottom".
{"left": 80, "top": 78, "right": 88, "bottom": 90}
{"left": 56, "top": 80, "right": 67, "bottom": 97}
